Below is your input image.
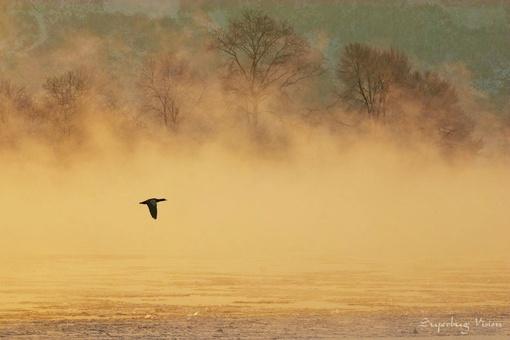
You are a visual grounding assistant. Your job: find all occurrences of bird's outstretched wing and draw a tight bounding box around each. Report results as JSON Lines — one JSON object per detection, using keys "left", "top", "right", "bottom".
{"left": 147, "top": 201, "right": 158, "bottom": 219}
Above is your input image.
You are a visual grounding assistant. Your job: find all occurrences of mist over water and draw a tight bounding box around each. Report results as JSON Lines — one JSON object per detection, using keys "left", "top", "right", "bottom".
{"left": 1, "top": 133, "right": 509, "bottom": 265}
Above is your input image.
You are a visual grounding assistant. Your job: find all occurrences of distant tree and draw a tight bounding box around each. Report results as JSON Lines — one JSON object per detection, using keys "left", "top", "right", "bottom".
{"left": 408, "top": 70, "right": 477, "bottom": 149}
{"left": 409, "top": 70, "right": 458, "bottom": 110}
{"left": 0, "top": 79, "right": 39, "bottom": 145}
{"left": 337, "top": 43, "right": 410, "bottom": 120}
{"left": 214, "top": 9, "right": 322, "bottom": 126}
{"left": 139, "top": 55, "right": 192, "bottom": 131}
{"left": 0, "top": 80, "right": 31, "bottom": 114}
{"left": 0, "top": 80, "right": 30, "bottom": 131}
{"left": 336, "top": 43, "right": 479, "bottom": 152}
{"left": 43, "top": 69, "right": 89, "bottom": 136}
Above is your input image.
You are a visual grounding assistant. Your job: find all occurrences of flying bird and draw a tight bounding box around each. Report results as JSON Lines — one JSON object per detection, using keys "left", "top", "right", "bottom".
{"left": 139, "top": 198, "right": 167, "bottom": 219}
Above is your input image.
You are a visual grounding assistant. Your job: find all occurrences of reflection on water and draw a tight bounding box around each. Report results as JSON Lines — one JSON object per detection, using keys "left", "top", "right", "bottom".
{"left": 0, "top": 255, "right": 509, "bottom": 321}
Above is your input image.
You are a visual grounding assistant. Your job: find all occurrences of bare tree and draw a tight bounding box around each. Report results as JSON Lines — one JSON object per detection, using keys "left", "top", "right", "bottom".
{"left": 409, "top": 70, "right": 477, "bottom": 148}
{"left": 43, "top": 69, "right": 89, "bottom": 135}
{"left": 337, "top": 43, "right": 410, "bottom": 120}
{"left": 0, "top": 79, "right": 32, "bottom": 126}
{"left": 336, "top": 43, "right": 479, "bottom": 152}
{"left": 0, "top": 80, "right": 31, "bottom": 111}
{"left": 214, "top": 9, "right": 322, "bottom": 126}
{"left": 139, "top": 55, "right": 192, "bottom": 131}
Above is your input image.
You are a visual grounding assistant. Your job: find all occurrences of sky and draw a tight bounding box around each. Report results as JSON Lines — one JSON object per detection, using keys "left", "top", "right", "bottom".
{"left": 1, "top": 0, "right": 509, "bottom": 100}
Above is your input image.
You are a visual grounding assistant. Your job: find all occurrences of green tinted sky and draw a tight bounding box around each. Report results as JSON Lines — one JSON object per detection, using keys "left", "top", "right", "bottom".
{"left": 204, "top": 1, "right": 509, "bottom": 95}
{"left": 4, "top": 0, "right": 510, "bottom": 98}
{"left": 103, "top": 0, "right": 510, "bottom": 96}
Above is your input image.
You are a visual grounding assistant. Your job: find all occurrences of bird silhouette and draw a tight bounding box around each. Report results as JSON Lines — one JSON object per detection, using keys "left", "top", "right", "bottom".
{"left": 139, "top": 198, "right": 166, "bottom": 219}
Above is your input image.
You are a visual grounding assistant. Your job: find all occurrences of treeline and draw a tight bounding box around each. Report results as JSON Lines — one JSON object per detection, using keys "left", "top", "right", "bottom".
{"left": 0, "top": 9, "right": 490, "bottom": 154}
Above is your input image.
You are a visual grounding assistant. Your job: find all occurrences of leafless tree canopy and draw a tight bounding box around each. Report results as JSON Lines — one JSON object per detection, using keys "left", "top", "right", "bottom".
{"left": 139, "top": 55, "right": 191, "bottom": 130}
{"left": 337, "top": 43, "right": 411, "bottom": 120}
{"left": 43, "top": 69, "right": 89, "bottom": 135}
{"left": 44, "top": 70, "right": 88, "bottom": 105}
{"left": 214, "top": 9, "right": 322, "bottom": 126}
{"left": 337, "top": 43, "right": 478, "bottom": 149}
{"left": 0, "top": 80, "right": 32, "bottom": 130}
{"left": 409, "top": 70, "right": 477, "bottom": 149}
{"left": 0, "top": 80, "right": 31, "bottom": 112}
